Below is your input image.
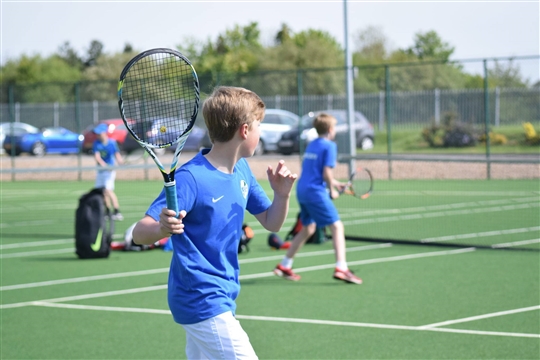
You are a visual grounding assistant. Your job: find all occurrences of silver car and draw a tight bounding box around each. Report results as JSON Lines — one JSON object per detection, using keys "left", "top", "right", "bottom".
{"left": 254, "top": 109, "right": 299, "bottom": 156}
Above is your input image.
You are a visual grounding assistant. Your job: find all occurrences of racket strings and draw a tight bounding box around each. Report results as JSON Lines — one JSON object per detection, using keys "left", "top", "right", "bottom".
{"left": 121, "top": 52, "right": 198, "bottom": 146}
{"left": 351, "top": 170, "right": 372, "bottom": 198}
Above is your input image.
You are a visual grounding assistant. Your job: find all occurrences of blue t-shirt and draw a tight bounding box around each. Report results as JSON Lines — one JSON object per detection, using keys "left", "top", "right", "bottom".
{"left": 145, "top": 150, "right": 272, "bottom": 324}
{"left": 93, "top": 139, "right": 119, "bottom": 167}
{"left": 296, "top": 137, "right": 337, "bottom": 202}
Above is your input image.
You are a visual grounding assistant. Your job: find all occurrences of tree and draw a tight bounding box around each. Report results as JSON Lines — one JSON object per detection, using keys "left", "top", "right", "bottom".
{"left": 58, "top": 41, "right": 83, "bottom": 69}
{"left": 275, "top": 23, "right": 293, "bottom": 45}
{"left": 488, "top": 60, "right": 528, "bottom": 88}
{"left": 179, "top": 22, "right": 263, "bottom": 75}
{"left": 353, "top": 26, "right": 388, "bottom": 63}
{"left": 260, "top": 28, "right": 345, "bottom": 95}
{"left": 0, "top": 55, "right": 82, "bottom": 102}
{"left": 406, "top": 30, "right": 454, "bottom": 61}
{"left": 84, "top": 40, "right": 104, "bottom": 68}
{"left": 81, "top": 51, "right": 139, "bottom": 101}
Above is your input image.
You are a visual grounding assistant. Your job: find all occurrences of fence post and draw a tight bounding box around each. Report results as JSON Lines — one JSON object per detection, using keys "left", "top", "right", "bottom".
{"left": 15, "top": 102, "right": 20, "bottom": 123}
{"left": 93, "top": 100, "right": 99, "bottom": 124}
{"left": 385, "top": 65, "right": 392, "bottom": 180}
{"left": 483, "top": 60, "right": 491, "bottom": 180}
{"left": 54, "top": 102, "right": 59, "bottom": 127}
{"left": 75, "top": 83, "right": 82, "bottom": 181}
{"left": 378, "top": 91, "right": 384, "bottom": 131}
{"left": 8, "top": 84, "right": 16, "bottom": 181}
{"left": 434, "top": 88, "right": 440, "bottom": 125}
{"left": 494, "top": 87, "right": 500, "bottom": 127}
{"left": 297, "top": 70, "right": 305, "bottom": 154}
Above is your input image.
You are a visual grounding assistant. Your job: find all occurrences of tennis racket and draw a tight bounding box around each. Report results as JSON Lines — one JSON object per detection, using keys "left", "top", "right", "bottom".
{"left": 341, "top": 167, "right": 373, "bottom": 200}
{"left": 118, "top": 48, "right": 200, "bottom": 215}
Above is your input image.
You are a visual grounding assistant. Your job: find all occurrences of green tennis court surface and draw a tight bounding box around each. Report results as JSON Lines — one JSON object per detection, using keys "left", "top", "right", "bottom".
{"left": 1, "top": 180, "right": 539, "bottom": 359}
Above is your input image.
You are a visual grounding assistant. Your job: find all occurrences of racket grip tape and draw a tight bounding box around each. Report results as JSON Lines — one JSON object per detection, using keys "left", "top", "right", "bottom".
{"left": 164, "top": 181, "right": 179, "bottom": 216}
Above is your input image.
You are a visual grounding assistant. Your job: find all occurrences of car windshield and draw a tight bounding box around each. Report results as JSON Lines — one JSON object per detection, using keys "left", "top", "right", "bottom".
{"left": 0, "top": 123, "right": 39, "bottom": 134}
{"left": 300, "top": 111, "right": 348, "bottom": 128}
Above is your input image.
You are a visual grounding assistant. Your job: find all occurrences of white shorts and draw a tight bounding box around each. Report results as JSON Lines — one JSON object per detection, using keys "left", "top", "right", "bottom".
{"left": 181, "top": 311, "right": 258, "bottom": 360}
{"left": 95, "top": 170, "right": 116, "bottom": 190}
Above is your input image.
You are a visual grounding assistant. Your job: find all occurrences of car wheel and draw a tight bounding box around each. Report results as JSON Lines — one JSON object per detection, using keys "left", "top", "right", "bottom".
{"left": 31, "top": 141, "right": 46, "bottom": 156}
{"left": 254, "top": 140, "right": 264, "bottom": 156}
{"left": 358, "top": 137, "right": 374, "bottom": 150}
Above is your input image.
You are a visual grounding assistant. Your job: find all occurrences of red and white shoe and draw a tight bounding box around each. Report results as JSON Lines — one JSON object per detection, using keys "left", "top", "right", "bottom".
{"left": 273, "top": 264, "right": 301, "bottom": 281}
{"left": 333, "top": 268, "right": 362, "bottom": 284}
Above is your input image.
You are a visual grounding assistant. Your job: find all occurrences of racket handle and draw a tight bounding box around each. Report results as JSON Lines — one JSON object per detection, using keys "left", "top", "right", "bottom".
{"left": 164, "top": 181, "right": 179, "bottom": 216}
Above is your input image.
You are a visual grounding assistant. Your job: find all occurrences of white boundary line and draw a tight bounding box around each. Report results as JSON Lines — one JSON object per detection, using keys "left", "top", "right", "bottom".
{"left": 0, "top": 246, "right": 471, "bottom": 307}
{"left": 28, "top": 301, "right": 540, "bottom": 339}
{"left": 0, "top": 244, "right": 391, "bottom": 291}
{"left": 419, "top": 305, "right": 540, "bottom": 329}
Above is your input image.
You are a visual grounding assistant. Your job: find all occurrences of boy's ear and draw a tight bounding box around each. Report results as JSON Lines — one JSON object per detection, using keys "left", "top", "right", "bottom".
{"left": 239, "top": 123, "right": 249, "bottom": 139}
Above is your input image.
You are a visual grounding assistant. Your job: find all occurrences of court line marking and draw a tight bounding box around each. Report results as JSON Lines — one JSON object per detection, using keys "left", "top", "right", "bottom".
{"left": 0, "top": 248, "right": 75, "bottom": 259}
{"left": 0, "top": 247, "right": 471, "bottom": 306}
{"left": 0, "top": 244, "right": 391, "bottom": 291}
{"left": 2, "top": 197, "right": 537, "bottom": 231}
{"left": 422, "top": 227, "right": 540, "bottom": 243}
{"left": 492, "top": 238, "right": 540, "bottom": 248}
{"left": 28, "top": 301, "right": 540, "bottom": 339}
{"left": 419, "top": 305, "right": 540, "bottom": 329}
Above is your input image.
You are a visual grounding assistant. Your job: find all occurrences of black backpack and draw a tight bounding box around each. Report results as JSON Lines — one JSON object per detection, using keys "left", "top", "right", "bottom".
{"left": 75, "top": 188, "right": 114, "bottom": 259}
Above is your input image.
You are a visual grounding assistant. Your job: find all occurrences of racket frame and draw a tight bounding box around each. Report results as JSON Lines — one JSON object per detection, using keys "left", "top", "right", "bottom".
{"left": 117, "top": 48, "right": 200, "bottom": 214}
{"left": 344, "top": 167, "right": 373, "bottom": 200}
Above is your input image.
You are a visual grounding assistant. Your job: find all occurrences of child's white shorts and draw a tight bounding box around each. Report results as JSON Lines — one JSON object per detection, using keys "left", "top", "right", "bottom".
{"left": 181, "top": 311, "right": 258, "bottom": 360}
{"left": 95, "top": 170, "right": 116, "bottom": 190}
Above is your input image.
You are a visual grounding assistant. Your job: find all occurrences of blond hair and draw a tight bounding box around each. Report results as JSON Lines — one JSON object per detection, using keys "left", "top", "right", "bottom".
{"left": 202, "top": 86, "right": 265, "bottom": 143}
{"left": 313, "top": 113, "right": 337, "bottom": 135}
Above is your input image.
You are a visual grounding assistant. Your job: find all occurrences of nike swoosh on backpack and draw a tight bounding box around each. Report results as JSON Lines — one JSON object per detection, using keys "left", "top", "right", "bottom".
{"left": 91, "top": 228, "right": 103, "bottom": 251}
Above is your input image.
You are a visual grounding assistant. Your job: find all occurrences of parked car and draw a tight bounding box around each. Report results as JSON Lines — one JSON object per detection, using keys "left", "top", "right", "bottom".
{"left": 0, "top": 122, "right": 40, "bottom": 154}
{"left": 254, "top": 109, "right": 299, "bottom": 156}
{"left": 191, "top": 109, "right": 299, "bottom": 155}
{"left": 3, "top": 126, "right": 83, "bottom": 156}
{"left": 277, "top": 110, "right": 375, "bottom": 155}
{"left": 82, "top": 119, "right": 129, "bottom": 154}
{"left": 122, "top": 118, "right": 208, "bottom": 154}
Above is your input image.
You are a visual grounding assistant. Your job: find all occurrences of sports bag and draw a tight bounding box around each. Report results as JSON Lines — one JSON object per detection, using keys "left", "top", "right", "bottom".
{"left": 238, "top": 224, "right": 254, "bottom": 254}
{"left": 75, "top": 188, "right": 114, "bottom": 259}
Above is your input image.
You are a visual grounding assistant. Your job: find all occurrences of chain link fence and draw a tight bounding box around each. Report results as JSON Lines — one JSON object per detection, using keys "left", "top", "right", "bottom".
{"left": 1, "top": 55, "right": 539, "bottom": 180}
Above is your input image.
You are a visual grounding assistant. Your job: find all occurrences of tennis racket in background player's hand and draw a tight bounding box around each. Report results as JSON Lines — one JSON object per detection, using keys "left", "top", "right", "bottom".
{"left": 341, "top": 167, "right": 373, "bottom": 200}
{"left": 118, "top": 48, "right": 200, "bottom": 215}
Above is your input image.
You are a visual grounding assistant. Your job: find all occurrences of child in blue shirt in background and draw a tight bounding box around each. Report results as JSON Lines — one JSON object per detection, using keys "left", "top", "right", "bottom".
{"left": 132, "top": 86, "right": 297, "bottom": 359}
{"left": 273, "top": 112, "right": 363, "bottom": 284}
{"left": 93, "top": 123, "right": 124, "bottom": 220}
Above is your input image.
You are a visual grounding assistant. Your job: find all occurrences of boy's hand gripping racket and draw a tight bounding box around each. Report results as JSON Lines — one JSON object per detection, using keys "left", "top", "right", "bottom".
{"left": 341, "top": 167, "right": 373, "bottom": 200}
{"left": 118, "top": 48, "right": 200, "bottom": 215}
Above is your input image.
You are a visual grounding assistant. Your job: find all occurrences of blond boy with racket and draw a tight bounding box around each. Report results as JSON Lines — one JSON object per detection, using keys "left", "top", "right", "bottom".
{"left": 133, "top": 86, "right": 297, "bottom": 359}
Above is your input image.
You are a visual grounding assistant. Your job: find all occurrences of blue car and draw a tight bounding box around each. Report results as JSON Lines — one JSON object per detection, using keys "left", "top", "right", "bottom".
{"left": 3, "top": 126, "right": 84, "bottom": 156}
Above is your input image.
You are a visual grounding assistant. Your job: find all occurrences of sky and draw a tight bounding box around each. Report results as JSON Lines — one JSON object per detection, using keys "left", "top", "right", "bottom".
{"left": 1, "top": 1, "right": 539, "bottom": 81}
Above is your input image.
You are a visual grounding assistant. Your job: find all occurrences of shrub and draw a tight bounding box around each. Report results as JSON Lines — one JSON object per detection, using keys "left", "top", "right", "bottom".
{"left": 523, "top": 122, "right": 540, "bottom": 145}
{"left": 478, "top": 132, "right": 508, "bottom": 145}
{"left": 422, "top": 112, "right": 477, "bottom": 148}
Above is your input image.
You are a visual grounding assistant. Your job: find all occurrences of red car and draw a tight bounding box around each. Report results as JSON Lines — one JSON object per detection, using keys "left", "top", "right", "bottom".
{"left": 82, "top": 119, "right": 129, "bottom": 154}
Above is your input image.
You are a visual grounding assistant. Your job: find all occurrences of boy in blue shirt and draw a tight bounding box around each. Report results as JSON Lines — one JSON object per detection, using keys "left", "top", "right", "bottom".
{"left": 132, "top": 86, "right": 297, "bottom": 359}
{"left": 93, "top": 123, "right": 124, "bottom": 220}
{"left": 273, "top": 113, "right": 363, "bottom": 284}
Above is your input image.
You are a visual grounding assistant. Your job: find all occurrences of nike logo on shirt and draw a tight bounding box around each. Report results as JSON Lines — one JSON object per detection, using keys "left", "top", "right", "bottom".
{"left": 212, "top": 196, "right": 224, "bottom": 203}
